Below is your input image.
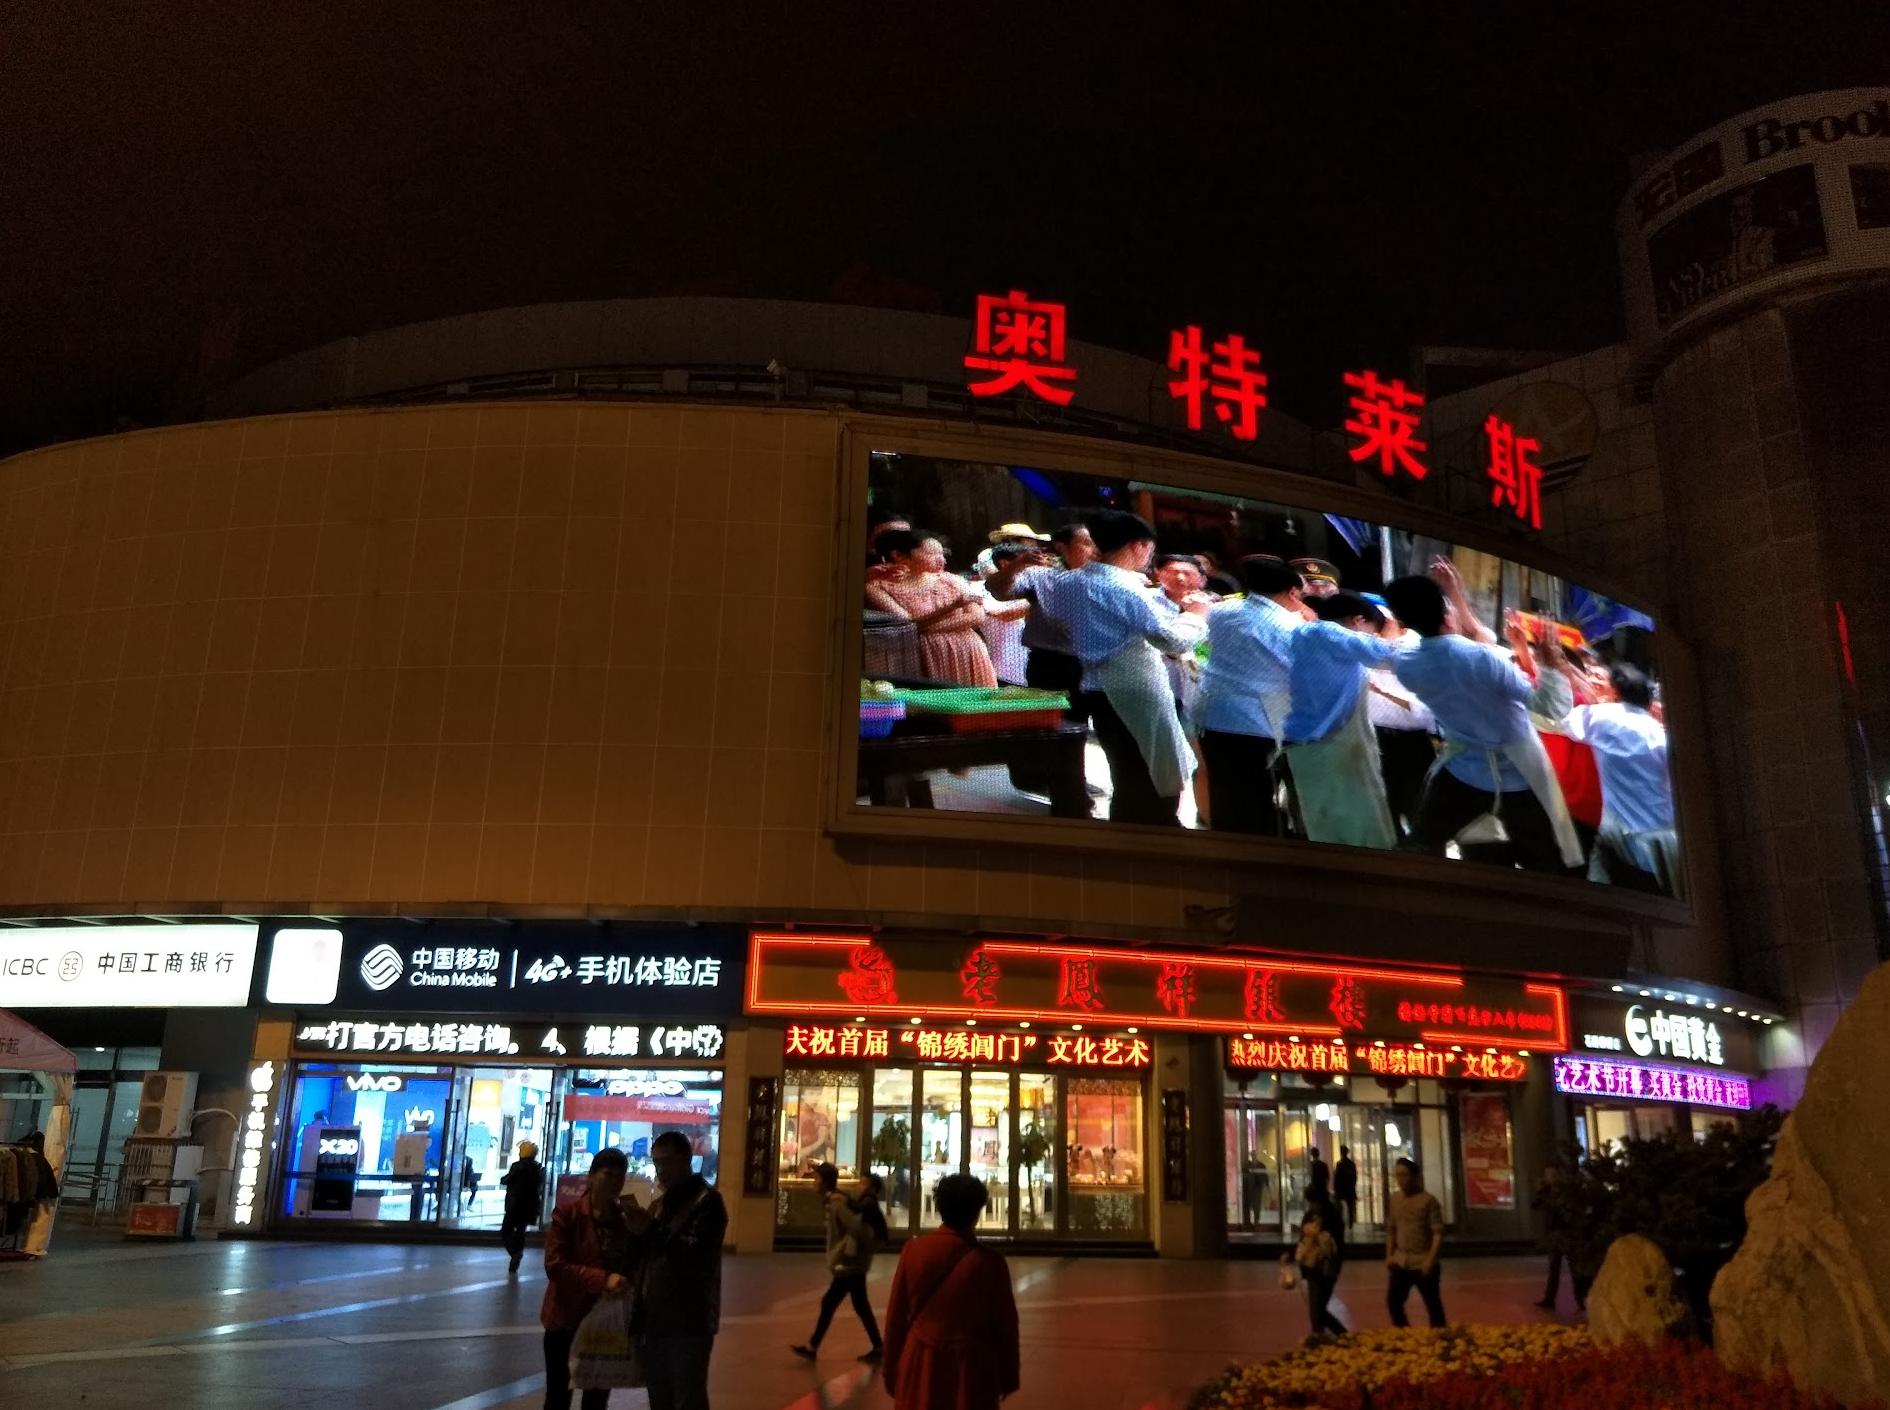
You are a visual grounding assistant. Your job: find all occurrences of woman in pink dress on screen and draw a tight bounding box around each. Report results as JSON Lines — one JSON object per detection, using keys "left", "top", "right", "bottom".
{"left": 865, "top": 530, "right": 999, "bottom": 687}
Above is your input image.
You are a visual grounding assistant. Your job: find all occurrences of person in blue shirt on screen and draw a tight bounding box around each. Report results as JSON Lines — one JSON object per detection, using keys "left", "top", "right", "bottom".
{"left": 1194, "top": 554, "right": 1307, "bottom": 837}
{"left": 1383, "top": 573, "right": 1582, "bottom": 875}
{"left": 1280, "top": 593, "right": 1406, "bottom": 849}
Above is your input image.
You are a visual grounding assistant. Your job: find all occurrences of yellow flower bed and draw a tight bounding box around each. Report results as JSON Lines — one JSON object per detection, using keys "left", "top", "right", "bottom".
{"left": 1191, "top": 1323, "right": 1592, "bottom": 1410}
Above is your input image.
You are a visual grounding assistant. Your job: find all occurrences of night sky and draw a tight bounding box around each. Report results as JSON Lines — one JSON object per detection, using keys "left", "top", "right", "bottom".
{"left": 3, "top": 4, "right": 1883, "bottom": 454}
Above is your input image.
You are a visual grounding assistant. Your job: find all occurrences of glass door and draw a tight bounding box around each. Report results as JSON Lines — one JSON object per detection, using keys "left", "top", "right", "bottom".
{"left": 1016, "top": 1074, "right": 1057, "bottom": 1235}
{"left": 917, "top": 1068, "right": 961, "bottom": 1228}
{"left": 446, "top": 1068, "right": 558, "bottom": 1229}
{"left": 868, "top": 1068, "right": 916, "bottom": 1234}
{"left": 968, "top": 1070, "right": 1010, "bottom": 1233}
{"left": 1225, "top": 1100, "right": 1281, "bottom": 1234}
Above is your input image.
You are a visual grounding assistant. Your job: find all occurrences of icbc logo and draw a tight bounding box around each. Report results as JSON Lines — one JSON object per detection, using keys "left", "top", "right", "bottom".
{"left": 58, "top": 951, "right": 84, "bottom": 981}
{"left": 2, "top": 955, "right": 50, "bottom": 977}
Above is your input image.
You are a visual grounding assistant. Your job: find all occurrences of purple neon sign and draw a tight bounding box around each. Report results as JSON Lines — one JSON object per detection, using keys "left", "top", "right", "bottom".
{"left": 1552, "top": 1055, "right": 1752, "bottom": 1111}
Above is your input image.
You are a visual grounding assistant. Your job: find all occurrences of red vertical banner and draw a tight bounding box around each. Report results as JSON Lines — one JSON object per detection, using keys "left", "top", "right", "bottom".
{"left": 1458, "top": 1093, "right": 1516, "bottom": 1210}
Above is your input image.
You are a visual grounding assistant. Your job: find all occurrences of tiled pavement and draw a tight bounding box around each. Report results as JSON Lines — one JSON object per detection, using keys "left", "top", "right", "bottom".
{"left": 0, "top": 1226, "right": 1583, "bottom": 1409}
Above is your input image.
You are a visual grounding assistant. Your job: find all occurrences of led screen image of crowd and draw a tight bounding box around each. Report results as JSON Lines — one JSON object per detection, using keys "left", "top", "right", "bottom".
{"left": 859, "top": 454, "right": 1678, "bottom": 898}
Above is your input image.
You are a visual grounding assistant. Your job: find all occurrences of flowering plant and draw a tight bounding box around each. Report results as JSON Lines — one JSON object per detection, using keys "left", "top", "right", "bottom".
{"left": 1189, "top": 1326, "right": 1874, "bottom": 1410}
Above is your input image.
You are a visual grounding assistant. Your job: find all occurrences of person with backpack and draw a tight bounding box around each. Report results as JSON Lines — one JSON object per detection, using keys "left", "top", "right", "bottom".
{"left": 791, "top": 1167, "right": 889, "bottom": 1362}
{"left": 882, "top": 1174, "right": 1020, "bottom": 1410}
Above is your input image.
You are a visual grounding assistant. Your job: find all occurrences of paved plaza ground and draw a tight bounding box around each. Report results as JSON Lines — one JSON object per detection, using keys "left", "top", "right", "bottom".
{"left": 1, "top": 1227, "right": 1582, "bottom": 1409}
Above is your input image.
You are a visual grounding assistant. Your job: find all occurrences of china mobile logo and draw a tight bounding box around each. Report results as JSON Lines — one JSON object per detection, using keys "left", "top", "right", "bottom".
{"left": 359, "top": 944, "right": 404, "bottom": 992}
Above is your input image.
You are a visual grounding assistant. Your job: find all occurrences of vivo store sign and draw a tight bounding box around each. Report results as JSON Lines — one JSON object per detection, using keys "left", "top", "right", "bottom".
{"left": 0, "top": 924, "right": 258, "bottom": 1008}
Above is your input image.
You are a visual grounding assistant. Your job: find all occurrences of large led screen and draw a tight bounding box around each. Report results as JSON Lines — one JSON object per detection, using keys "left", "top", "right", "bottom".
{"left": 855, "top": 452, "right": 1681, "bottom": 898}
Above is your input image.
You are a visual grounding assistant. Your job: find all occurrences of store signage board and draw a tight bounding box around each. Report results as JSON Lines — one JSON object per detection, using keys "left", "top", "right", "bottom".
{"left": 1551, "top": 1056, "right": 1752, "bottom": 1111}
{"left": 1, "top": 924, "right": 258, "bottom": 1008}
{"left": 1568, "top": 995, "right": 1756, "bottom": 1072}
{"left": 749, "top": 933, "right": 1567, "bottom": 1052}
{"left": 785, "top": 1022, "right": 1151, "bottom": 1069}
{"left": 263, "top": 923, "right": 745, "bottom": 1017}
{"left": 291, "top": 1016, "right": 727, "bottom": 1063}
{"left": 1224, "top": 1036, "right": 1529, "bottom": 1082}
{"left": 312, "top": 1125, "right": 361, "bottom": 1212}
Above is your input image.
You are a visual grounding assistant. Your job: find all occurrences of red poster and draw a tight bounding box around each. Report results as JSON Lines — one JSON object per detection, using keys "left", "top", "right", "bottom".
{"left": 1458, "top": 1093, "right": 1516, "bottom": 1210}
{"left": 125, "top": 1202, "right": 184, "bottom": 1237}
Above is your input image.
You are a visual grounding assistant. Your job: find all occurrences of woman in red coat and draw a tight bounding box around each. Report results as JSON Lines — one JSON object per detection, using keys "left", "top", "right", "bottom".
{"left": 882, "top": 1174, "right": 1020, "bottom": 1410}
{"left": 540, "top": 1148, "right": 633, "bottom": 1410}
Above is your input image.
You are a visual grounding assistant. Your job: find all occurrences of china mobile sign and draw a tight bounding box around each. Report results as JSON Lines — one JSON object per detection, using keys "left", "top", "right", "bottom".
{"left": 748, "top": 932, "right": 1568, "bottom": 1051}
{"left": 263, "top": 923, "right": 743, "bottom": 1017}
{"left": 961, "top": 289, "right": 1546, "bottom": 530}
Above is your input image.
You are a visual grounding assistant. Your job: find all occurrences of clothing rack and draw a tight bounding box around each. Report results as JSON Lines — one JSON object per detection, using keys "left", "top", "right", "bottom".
{"left": 0, "top": 1141, "right": 54, "bottom": 1256}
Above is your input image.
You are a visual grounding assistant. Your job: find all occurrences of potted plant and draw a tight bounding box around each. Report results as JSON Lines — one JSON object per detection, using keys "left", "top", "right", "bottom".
{"left": 870, "top": 1116, "right": 912, "bottom": 1210}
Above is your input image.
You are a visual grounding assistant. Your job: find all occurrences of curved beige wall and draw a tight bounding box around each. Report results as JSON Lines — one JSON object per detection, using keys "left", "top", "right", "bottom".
{"left": 0, "top": 400, "right": 1722, "bottom": 987}
{"left": 0, "top": 403, "right": 839, "bottom": 911}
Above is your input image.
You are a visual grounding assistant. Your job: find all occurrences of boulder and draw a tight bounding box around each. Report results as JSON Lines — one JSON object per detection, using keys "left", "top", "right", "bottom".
{"left": 1712, "top": 961, "right": 1890, "bottom": 1407}
{"left": 1588, "top": 1233, "right": 1691, "bottom": 1347}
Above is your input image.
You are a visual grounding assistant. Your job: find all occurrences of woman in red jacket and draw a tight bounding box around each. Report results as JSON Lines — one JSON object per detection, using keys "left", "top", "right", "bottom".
{"left": 541, "top": 1148, "right": 633, "bottom": 1410}
{"left": 882, "top": 1174, "right": 1020, "bottom": 1410}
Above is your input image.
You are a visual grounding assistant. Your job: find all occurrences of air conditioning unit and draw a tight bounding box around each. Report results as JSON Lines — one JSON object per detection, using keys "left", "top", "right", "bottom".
{"left": 135, "top": 1071, "right": 199, "bottom": 1139}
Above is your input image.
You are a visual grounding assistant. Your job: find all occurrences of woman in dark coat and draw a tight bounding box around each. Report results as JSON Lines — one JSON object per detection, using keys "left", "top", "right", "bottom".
{"left": 540, "top": 1149, "right": 633, "bottom": 1410}
{"left": 501, "top": 1139, "right": 547, "bottom": 1275}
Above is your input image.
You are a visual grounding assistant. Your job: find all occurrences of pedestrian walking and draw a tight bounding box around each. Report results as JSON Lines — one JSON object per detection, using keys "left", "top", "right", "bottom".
{"left": 625, "top": 1130, "right": 728, "bottom": 1410}
{"left": 1294, "top": 1205, "right": 1347, "bottom": 1340}
{"left": 882, "top": 1174, "right": 1020, "bottom": 1410}
{"left": 1533, "top": 1157, "right": 1586, "bottom": 1312}
{"left": 1332, "top": 1145, "right": 1359, "bottom": 1232}
{"left": 502, "top": 1140, "right": 547, "bottom": 1276}
{"left": 1384, "top": 1157, "right": 1447, "bottom": 1328}
{"left": 541, "top": 1149, "right": 634, "bottom": 1410}
{"left": 792, "top": 1166, "right": 888, "bottom": 1362}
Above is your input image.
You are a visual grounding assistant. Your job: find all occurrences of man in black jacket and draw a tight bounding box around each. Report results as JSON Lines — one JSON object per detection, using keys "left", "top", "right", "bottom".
{"left": 1333, "top": 1146, "right": 1359, "bottom": 1233}
{"left": 627, "top": 1130, "right": 729, "bottom": 1410}
{"left": 499, "top": 1140, "right": 546, "bottom": 1275}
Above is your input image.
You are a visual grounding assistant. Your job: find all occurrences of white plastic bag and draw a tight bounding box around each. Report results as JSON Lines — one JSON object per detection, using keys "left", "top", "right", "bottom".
{"left": 570, "top": 1292, "right": 644, "bottom": 1390}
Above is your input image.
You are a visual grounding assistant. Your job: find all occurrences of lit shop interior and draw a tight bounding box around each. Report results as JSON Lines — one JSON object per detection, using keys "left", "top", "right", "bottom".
{"left": 1222, "top": 1071, "right": 1486, "bottom": 1240}
{"left": 274, "top": 1062, "right": 722, "bottom": 1228}
{"left": 776, "top": 1059, "right": 1148, "bottom": 1243}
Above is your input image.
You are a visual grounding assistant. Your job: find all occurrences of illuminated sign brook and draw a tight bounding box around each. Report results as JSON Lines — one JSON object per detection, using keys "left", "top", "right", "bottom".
{"left": 785, "top": 1022, "right": 1151, "bottom": 1069}
{"left": 749, "top": 933, "right": 1568, "bottom": 1052}
{"left": 1552, "top": 1056, "right": 1752, "bottom": 1111}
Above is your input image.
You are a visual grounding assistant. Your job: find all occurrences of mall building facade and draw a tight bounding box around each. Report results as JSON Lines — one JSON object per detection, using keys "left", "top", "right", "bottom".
{"left": 1, "top": 89, "right": 1882, "bottom": 1256}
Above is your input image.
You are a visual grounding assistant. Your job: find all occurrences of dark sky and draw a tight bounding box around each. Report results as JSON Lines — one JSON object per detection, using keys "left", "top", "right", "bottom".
{"left": 3, "top": 3, "right": 1884, "bottom": 452}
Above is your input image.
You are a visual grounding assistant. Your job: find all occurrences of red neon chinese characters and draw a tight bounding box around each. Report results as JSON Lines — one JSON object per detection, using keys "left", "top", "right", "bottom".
{"left": 1156, "top": 962, "right": 1198, "bottom": 1019}
{"left": 836, "top": 945, "right": 898, "bottom": 1006}
{"left": 1243, "top": 969, "right": 1286, "bottom": 1025}
{"left": 1167, "top": 326, "right": 1268, "bottom": 440}
{"left": 1343, "top": 370, "right": 1429, "bottom": 481}
{"left": 1329, "top": 977, "right": 1368, "bottom": 1031}
{"left": 1485, "top": 413, "right": 1544, "bottom": 529}
{"left": 963, "top": 289, "right": 1077, "bottom": 405}
{"left": 1058, "top": 957, "right": 1106, "bottom": 1013}
{"left": 959, "top": 946, "right": 1002, "bottom": 1007}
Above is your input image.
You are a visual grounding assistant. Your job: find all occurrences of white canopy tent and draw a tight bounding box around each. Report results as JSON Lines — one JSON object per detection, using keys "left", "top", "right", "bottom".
{"left": 1, "top": 1008, "right": 76, "bottom": 1256}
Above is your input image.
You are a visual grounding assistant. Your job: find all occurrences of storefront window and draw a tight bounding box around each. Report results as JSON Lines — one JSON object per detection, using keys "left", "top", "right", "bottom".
{"left": 868, "top": 1069, "right": 915, "bottom": 1228}
{"left": 282, "top": 1064, "right": 455, "bottom": 1221}
{"left": 1016, "top": 1073, "right": 1056, "bottom": 1235}
{"left": 556, "top": 1067, "right": 723, "bottom": 1210}
{"left": 967, "top": 1070, "right": 1010, "bottom": 1233}
{"left": 778, "top": 1068, "right": 862, "bottom": 1229}
{"left": 1065, "top": 1078, "right": 1144, "bottom": 1234}
{"left": 917, "top": 1068, "right": 960, "bottom": 1229}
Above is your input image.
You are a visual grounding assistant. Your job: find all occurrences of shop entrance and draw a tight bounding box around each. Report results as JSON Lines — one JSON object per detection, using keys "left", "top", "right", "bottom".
{"left": 780, "top": 1063, "right": 1146, "bottom": 1243}
{"left": 442, "top": 1068, "right": 558, "bottom": 1229}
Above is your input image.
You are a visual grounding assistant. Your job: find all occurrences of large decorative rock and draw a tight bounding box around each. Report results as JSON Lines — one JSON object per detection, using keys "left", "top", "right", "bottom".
{"left": 1588, "top": 1233, "right": 1691, "bottom": 1347}
{"left": 1713, "top": 961, "right": 1890, "bottom": 1407}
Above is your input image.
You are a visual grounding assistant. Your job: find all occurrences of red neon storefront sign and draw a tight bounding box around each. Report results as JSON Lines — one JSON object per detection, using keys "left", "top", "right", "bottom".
{"left": 1486, "top": 412, "right": 1544, "bottom": 529}
{"left": 1342, "top": 369, "right": 1429, "bottom": 480}
{"left": 963, "top": 289, "right": 1077, "bottom": 405}
{"left": 1166, "top": 325, "right": 1268, "bottom": 440}
{"left": 749, "top": 933, "right": 1568, "bottom": 1052}
{"left": 1227, "top": 1035, "right": 1529, "bottom": 1082}
{"left": 785, "top": 1022, "right": 1150, "bottom": 1069}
